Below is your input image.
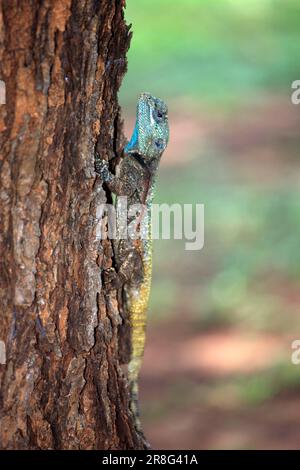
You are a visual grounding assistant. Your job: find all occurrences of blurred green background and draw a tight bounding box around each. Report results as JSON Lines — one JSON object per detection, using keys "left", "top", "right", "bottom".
{"left": 119, "top": 0, "right": 300, "bottom": 449}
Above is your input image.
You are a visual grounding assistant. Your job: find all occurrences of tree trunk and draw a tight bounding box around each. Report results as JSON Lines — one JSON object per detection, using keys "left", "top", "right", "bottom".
{"left": 0, "top": 0, "right": 145, "bottom": 450}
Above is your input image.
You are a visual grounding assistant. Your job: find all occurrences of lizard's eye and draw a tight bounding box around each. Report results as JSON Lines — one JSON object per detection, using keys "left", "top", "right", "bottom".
{"left": 153, "top": 107, "right": 166, "bottom": 123}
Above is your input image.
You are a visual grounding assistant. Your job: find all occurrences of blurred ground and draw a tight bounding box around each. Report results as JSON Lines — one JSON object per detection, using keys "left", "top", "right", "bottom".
{"left": 141, "top": 323, "right": 300, "bottom": 450}
{"left": 120, "top": 0, "right": 300, "bottom": 449}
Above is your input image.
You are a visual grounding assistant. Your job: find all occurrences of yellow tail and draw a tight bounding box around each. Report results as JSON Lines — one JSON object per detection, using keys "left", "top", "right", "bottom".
{"left": 127, "top": 238, "right": 152, "bottom": 429}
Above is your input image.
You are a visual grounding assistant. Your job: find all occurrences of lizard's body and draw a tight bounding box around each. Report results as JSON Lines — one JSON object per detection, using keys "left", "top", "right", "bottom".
{"left": 96, "top": 93, "right": 169, "bottom": 430}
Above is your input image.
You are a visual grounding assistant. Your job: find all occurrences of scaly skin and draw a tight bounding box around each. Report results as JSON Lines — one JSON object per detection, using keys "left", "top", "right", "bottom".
{"left": 95, "top": 92, "right": 169, "bottom": 431}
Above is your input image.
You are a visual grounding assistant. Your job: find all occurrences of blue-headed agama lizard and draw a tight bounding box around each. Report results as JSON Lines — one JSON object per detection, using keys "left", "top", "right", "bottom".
{"left": 95, "top": 92, "right": 169, "bottom": 431}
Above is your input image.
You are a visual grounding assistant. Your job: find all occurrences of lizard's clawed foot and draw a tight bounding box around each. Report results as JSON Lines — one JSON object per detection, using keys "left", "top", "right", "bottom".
{"left": 95, "top": 155, "right": 112, "bottom": 182}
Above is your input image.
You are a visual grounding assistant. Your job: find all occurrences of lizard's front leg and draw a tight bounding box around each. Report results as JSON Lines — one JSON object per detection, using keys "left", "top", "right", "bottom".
{"left": 95, "top": 153, "right": 140, "bottom": 199}
{"left": 95, "top": 155, "right": 123, "bottom": 194}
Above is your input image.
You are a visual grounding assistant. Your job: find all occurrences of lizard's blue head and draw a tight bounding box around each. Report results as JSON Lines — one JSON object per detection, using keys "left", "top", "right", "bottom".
{"left": 125, "top": 92, "right": 169, "bottom": 162}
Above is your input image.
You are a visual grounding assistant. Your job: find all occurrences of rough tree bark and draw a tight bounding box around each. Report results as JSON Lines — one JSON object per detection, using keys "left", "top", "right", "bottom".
{"left": 0, "top": 0, "right": 146, "bottom": 450}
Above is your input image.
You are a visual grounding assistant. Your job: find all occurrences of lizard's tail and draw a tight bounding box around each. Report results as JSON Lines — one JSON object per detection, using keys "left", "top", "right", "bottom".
{"left": 129, "top": 378, "right": 142, "bottom": 431}
{"left": 127, "top": 238, "right": 152, "bottom": 431}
